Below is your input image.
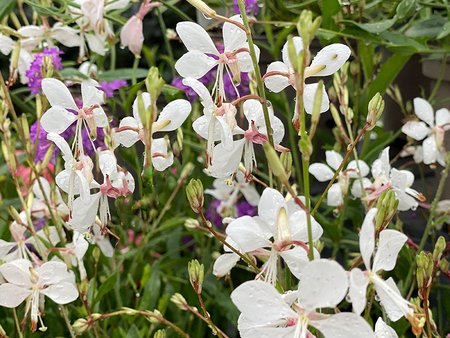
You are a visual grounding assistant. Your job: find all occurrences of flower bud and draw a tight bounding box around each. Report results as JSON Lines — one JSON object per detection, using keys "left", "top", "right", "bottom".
{"left": 366, "top": 92, "right": 384, "bottom": 130}
{"left": 309, "top": 80, "right": 324, "bottom": 139}
{"left": 184, "top": 218, "right": 200, "bottom": 230}
{"left": 280, "top": 152, "right": 292, "bottom": 179}
{"left": 186, "top": 179, "right": 204, "bottom": 213}
{"left": 263, "top": 142, "right": 288, "bottom": 183}
{"left": 171, "top": 293, "right": 189, "bottom": 310}
{"left": 375, "top": 190, "right": 398, "bottom": 230}
{"left": 287, "top": 35, "right": 301, "bottom": 73}
{"left": 121, "top": 16, "right": 144, "bottom": 57}
{"left": 154, "top": 329, "right": 166, "bottom": 338}
{"left": 330, "top": 104, "right": 344, "bottom": 131}
{"left": 439, "top": 258, "right": 449, "bottom": 273}
{"left": 188, "top": 259, "right": 204, "bottom": 294}
{"left": 433, "top": 236, "right": 446, "bottom": 262}
{"left": 186, "top": 0, "right": 217, "bottom": 17}
{"left": 72, "top": 318, "right": 90, "bottom": 335}
{"left": 145, "top": 67, "right": 165, "bottom": 108}
{"left": 177, "top": 128, "right": 184, "bottom": 152}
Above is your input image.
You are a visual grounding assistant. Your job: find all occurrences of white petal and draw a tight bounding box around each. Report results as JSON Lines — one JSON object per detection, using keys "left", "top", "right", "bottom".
{"left": 176, "top": 22, "right": 218, "bottom": 55}
{"left": 237, "top": 44, "right": 259, "bottom": 72}
{"left": 243, "top": 99, "right": 264, "bottom": 124}
{"left": 223, "top": 15, "right": 247, "bottom": 52}
{"left": 390, "top": 168, "right": 414, "bottom": 190}
{"left": 0, "top": 34, "right": 14, "bottom": 55}
{"left": 298, "top": 259, "right": 348, "bottom": 310}
{"left": 309, "top": 163, "right": 334, "bottom": 182}
{"left": 347, "top": 160, "right": 370, "bottom": 178}
{"left": 264, "top": 61, "right": 290, "bottom": 93}
{"left": 289, "top": 210, "right": 323, "bottom": 242}
{"left": 70, "top": 193, "right": 101, "bottom": 232}
{"left": 208, "top": 139, "right": 245, "bottom": 178}
{"left": 231, "top": 280, "right": 297, "bottom": 322}
{"left": 240, "top": 185, "right": 260, "bottom": 207}
{"left": 326, "top": 150, "right": 343, "bottom": 170}
{"left": 182, "top": 78, "right": 214, "bottom": 112}
{"left": 270, "top": 115, "right": 285, "bottom": 145}
{"left": 115, "top": 117, "right": 140, "bottom": 147}
{"left": 351, "top": 177, "right": 372, "bottom": 198}
{"left": 327, "top": 183, "right": 343, "bottom": 207}
{"left": 213, "top": 253, "right": 240, "bottom": 277}
{"left": 303, "top": 82, "right": 329, "bottom": 114}
{"left": 401, "top": 121, "right": 430, "bottom": 141}
{"left": 151, "top": 138, "right": 174, "bottom": 171}
{"left": 395, "top": 190, "right": 418, "bottom": 211}
{"left": 157, "top": 99, "right": 191, "bottom": 131}
{"left": 0, "top": 259, "right": 32, "bottom": 286}
{"left": 99, "top": 150, "right": 117, "bottom": 177}
{"left": 422, "top": 135, "right": 437, "bottom": 165}
{"left": 175, "top": 51, "right": 217, "bottom": 79}
{"left": 372, "top": 147, "right": 391, "bottom": 180}
{"left": 281, "top": 36, "right": 303, "bottom": 69}
{"left": 372, "top": 229, "right": 407, "bottom": 273}
{"left": 42, "top": 78, "right": 78, "bottom": 110}
{"left": 311, "top": 313, "right": 374, "bottom": 338}
{"left": 38, "top": 261, "right": 74, "bottom": 284}
{"left": 348, "top": 268, "right": 369, "bottom": 315}
{"left": 216, "top": 116, "right": 234, "bottom": 150}
{"left": 360, "top": 208, "right": 377, "bottom": 270}
{"left": 413, "top": 97, "right": 434, "bottom": 127}
{"left": 258, "top": 188, "right": 286, "bottom": 228}
{"left": 18, "top": 25, "right": 44, "bottom": 38}
{"left": 0, "top": 284, "right": 31, "bottom": 307}
{"left": 40, "top": 106, "right": 77, "bottom": 134}
{"left": 372, "top": 275, "right": 412, "bottom": 321}
{"left": 237, "top": 316, "right": 295, "bottom": 338}
{"left": 51, "top": 24, "right": 82, "bottom": 47}
{"left": 309, "top": 44, "right": 351, "bottom": 77}
{"left": 375, "top": 318, "right": 398, "bottom": 338}
{"left": 81, "top": 81, "right": 104, "bottom": 107}
{"left": 279, "top": 246, "right": 312, "bottom": 279}
{"left": 41, "top": 282, "right": 79, "bottom": 304}
{"left": 132, "top": 92, "right": 151, "bottom": 123}
{"left": 226, "top": 216, "right": 271, "bottom": 252}
{"left": 435, "top": 108, "right": 450, "bottom": 127}
{"left": 47, "top": 132, "right": 74, "bottom": 162}
{"left": 86, "top": 33, "right": 106, "bottom": 55}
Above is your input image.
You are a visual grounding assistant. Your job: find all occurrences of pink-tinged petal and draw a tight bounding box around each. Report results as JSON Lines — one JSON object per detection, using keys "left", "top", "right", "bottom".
{"left": 372, "top": 275, "right": 413, "bottom": 321}
{"left": 175, "top": 51, "right": 217, "bottom": 79}
{"left": 309, "top": 163, "right": 334, "bottom": 182}
{"left": 231, "top": 280, "right": 297, "bottom": 322}
{"left": 176, "top": 22, "right": 218, "bottom": 55}
{"left": 226, "top": 216, "right": 271, "bottom": 252}
{"left": 70, "top": 193, "right": 101, "bottom": 232}
{"left": 327, "top": 183, "right": 343, "bottom": 207}
{"left": 325, "top": 150, "right": 343, "bottom": 170}
{"left": 40, "top": 106, "right": 77, "bottom": 134}
{"left": 303, "top": 82, "right": 329, "bottom": 114}
{"left": 0, "top": 284, "right": 31, "bottom": 307}
{"left": 0, "top": 259, "right": 32, "bottom": 286}
{"left": 311, "top": 313, "right": 374, "bottom": 338}
{"left": 375, "top": 318, "right": 398, "bottom": 338}
{"left": 120, "top": 16, "right": 144, "bottom": 56}
{"left": 157, "top": 99, "right": 191, "bottom": 131}
{"left": 413, "top": 97, "right": 434, "bottom": 127}
{"left": 281, "top": 36, "right": 303, "bottom": 69}
{"left": 41, "top": 78, "right": 78, "bottom": 110}
{"left": 38, "top": 261, "right": 74, "bottom": 285}
{"left": 132, "top": 92, "right": 151, "bottom": 123}
{"left": 51, "top": 24, "right": 82, "bottom": 47}
{"left": 99, "top": 150, "right": 117, "bottom": 177}
{"left": 372, "top": 229, "right": 407, "bottom": 273}
{"left": 208, "top": 139, "right": 245, "bottom": 178}
{"left": 223, "top": 15, "right": 247, "bottom": 52}
{"left": 264, "top": 61, "right": 290, "bottom": 93}
{"left": 348, "top": 268, "right": 369, "bottom": 315}
{"left": 213, "top": 253, "right": 240, "bottom": 277}
{"left": 289, "top": 210, "right": 323, "bottom": 242}
{"left": 258, "top": 188, "right": 286, "bottom": 228}
{"left": 435, "top": 108, "right": 450, "bottom": 127}
{"left": 298, "top": 259, "right": 348, "bottom": 310}
{"left": 422, "top": 135, "right": 437, "bottom": 165}
{"left": 115, "top": 117, "right": 140, "bottom": 147}
{"left": 309, "top": 44, "right": 351, "bottom": 77}
{"left": 401, "top": 121, "right": 430, "bottom": 141}
{"left": 151, "top": 138, "right": 173, "bottom": 171}
{"left": 360, "top": 208, "right": 377, "bottom": 270}
{"left": 280, "top": 246, "right": 317, "bottom": 279}
{"left": 41, "top": 282, "right": 79, "bottom": 304}
{"left": 182, "top": 78, "right": 214, "bottom": 112}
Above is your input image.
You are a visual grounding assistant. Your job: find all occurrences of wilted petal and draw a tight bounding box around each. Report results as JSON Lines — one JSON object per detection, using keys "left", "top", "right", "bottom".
{"left": 213, "top": 253, "right": 240, "bottom": 277}
{"left": 401, "top": 121, "right": 430, "bottom": 141}
{"left": 413, "top": 97, "right": 434, "bottom": 127}
{"left": 175, "top": 51, "right": 217, "bottom": 78}
{"left": 309, "top": 163, "right": 334, "bottom": 182}
{"left": 40, "top": 106, "right": 77, "bottom": 134}
{"left": 176, "top": 22, "right": 219, "bottom": 55}
{"left": 42, "top": 78, "right": 78, "bottom": 110}
{"left": 372, "top": 229, "right": 407, "bottom": 273}
{"left": 309, "top": 44, "right": 351, "bottom": 77}
{"left": 0, "top": 284, "right": 31, "bottom": 307}
{"left": 303, "top": 82, "right": 329, "bottom": 115}
{"left": 360, "top": 208, "right": 377, "bottom": 270}
{"left": 311, "top": 313, "right": 374, "bottom": 338}
{"left": 348, "top": 268, "right": 369, "bottom": 315}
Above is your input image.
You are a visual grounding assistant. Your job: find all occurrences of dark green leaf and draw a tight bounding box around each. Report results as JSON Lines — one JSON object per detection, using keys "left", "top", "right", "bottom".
{"left": 98, "top": 68, "right": 149, "bottom": 81}
{"left": 406, "top": 16, "right": 447, "bottom": 38}
{"left": 437, "top": 21, "right": 450, "bottom": 40}
{"left": 93, "top": 272, "right": 118, "bottom": 306}
{"left": 0, "top": 0, "right": 16, "bottom": 20}
{"left": 344, "top": 17, "right": 397, "bottom": 34}
{"left": 396, "top": 0, "right": 417, "bottom": 21}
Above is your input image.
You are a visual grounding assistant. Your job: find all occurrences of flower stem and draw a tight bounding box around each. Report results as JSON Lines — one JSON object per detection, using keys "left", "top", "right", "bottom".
{"left": 196, "top": 293, "right": 229, "bottom": 338}
{"left": 132, "top": 57, "right": 139, "bottom": 85}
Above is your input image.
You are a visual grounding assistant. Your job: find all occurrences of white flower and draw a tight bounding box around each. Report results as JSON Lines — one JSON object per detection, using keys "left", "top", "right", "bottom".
{"left": 309, "top": 150, "right": 369, "bottom": 206}
{"left": 31, "top": 176, "right": 69, "bottom": 219}
{"left": 401, "top": 97, "right": 450, "bottom": 166}
{"left": 370, "top": 147, "right": 423, "bottom": 211}
{"left": 213, "top": 188, "right": 322, "bottom": 282}
{"left": 348, "top": 209, "right": 414, "bottom": 322}
{"left": 375, "top": 318, "right": 398, "bottom": 338}
{"left": 208, "top": 99, "right": 285, "bottom": 178}
{"left": 175, "top": 15, "right": 259, "bottom": 100}
{"left": 231, "top": 260, "right": 374, "bottom": 338}
{"left": 61, "top": 232, "right": 89, "bottom": 280}
{"left": 18, "top": 23, "right": 82, "bottom": 51}
{"left": 0, "top": 259, "right": 78, "bottom": 331}
{"left": 263, "top": 37, "right": 351, "bottom": 114}
{"left": 114, "top": 92, "right": 191, "bottom": 170}
{"left": 0, "top": 34, "right": 34, "bottom": 84}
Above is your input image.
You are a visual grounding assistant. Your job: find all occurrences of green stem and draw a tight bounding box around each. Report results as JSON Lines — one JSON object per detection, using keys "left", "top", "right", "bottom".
{"left": 131, "top": 57, "right": 139, "bottom": 85}
{"left": 156, "top": 7, "right": 176, "bottom": 76}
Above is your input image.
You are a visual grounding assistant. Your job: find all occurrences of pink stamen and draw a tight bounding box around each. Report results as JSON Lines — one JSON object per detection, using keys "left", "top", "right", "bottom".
{"left": 244, "top": 121, "right": 268, "bottom": 144}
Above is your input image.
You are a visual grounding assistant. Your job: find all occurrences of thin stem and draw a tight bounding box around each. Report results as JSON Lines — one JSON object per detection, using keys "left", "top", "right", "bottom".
{"left": 131, "top": 57, "right": 139, "bottom": 85}
{"left": 13, "top": 308, "right": 24, "bottom": 338}
{"left": 61, "top": 306, "right": 76, "bottom": 338}
{"left": 196, "top": 293, "right": 228, "bottom": 338}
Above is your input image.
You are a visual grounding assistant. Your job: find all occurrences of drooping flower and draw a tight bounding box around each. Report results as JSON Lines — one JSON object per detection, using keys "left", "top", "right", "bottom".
{"left": 348, "top": 208, "right": 414, "bottom": 322}
{"left": 213, "top": 188, "right": 322, "bottom": 281}
{"left": 231, "top": 260, "right": 375, "bottom": 338}
{"left": 401, "top": 97, "right": 450, "bottom": 166}
{"left": 175, "top": 15, "right": 259, "bottom": 100}
{"left": 25, "top": 48, "right": 63, "bottom": 94}
{"left": 309, "top": 150, "right": 369, "bottom": 207}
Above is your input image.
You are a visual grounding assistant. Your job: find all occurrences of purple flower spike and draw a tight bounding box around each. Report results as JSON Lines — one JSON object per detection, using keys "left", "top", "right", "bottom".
{"left": 99, "top": 80, "right": 127, "bottom": 98}
{"left": 233, "top": 0, "right": 259, "bottom": 15}
{"left": 26, "top": 48, "right": 63, "bottom": 94}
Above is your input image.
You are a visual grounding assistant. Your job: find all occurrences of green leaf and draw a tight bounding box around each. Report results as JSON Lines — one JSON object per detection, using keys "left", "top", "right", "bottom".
{"left": 344, "top": 17, "right": 397, "bottom": 34}
{"left": 92, "top": 272, "right": 118, "bottom": 306}
{"left": 437, "top": 21, "right": 450, "bottom": 40}
{"left": 380, "top": 31, "right": 425, "bottom": 52}
{"left": 0, "top": 0, "right": 16, "bottom": 20}
{"left": 406, "top": 16, "right": 447, "bottom": 38}
{"left": 59, "top": 68, "right": 89, "bottom": 81}
{"left": 320, "top": 0, "right": 341, "bottom": 31}
{"left": 98, "top": 68, "right": 149, "bottom": 81}
{"left": 396, "top": 0, "right": 417, "bottom": 21}
{"left": 358, "top": 41, "right": 375, "bottom": 81}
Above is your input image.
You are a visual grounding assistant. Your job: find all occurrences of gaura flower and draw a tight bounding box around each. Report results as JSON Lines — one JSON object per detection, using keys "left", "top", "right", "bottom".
{"left": 60, "top": 231, "right": 89, "bottom": 280}
{"left": 175, "top": 15, "right": 259, "bottom": 100}
{"left": 231, "top": 260, "right": 374, "bottom": 338}
{"left": 0, "top": 259, "right": 78, "bottom": 331}
{"left": 18, "top": 23, "right": 82, "bottom": 51}
{"left": 213, "top": 188, "right": 322, "bottom": 282}
{"left": 114, "top": 92, "right": 191, "bottom": 170}
{"left": 309, "top": 150, "right": 369, "bottom": 207}
{"left": 348, "top": 208, "right": 414, "bottom": 321}
{"left": 263, "top": 37, "right": 350, "bottom": 115}
{"left": 375, "top": 318, "right": 398, "bottom": 338}
{"left": 0, "top": 34, "right": 34, "bottom": 84}
{"left": 31, "top": 176, "right": 69, "bottom": 220}
{"left": 401, "top": 97, "right": 450, "bottom": 166}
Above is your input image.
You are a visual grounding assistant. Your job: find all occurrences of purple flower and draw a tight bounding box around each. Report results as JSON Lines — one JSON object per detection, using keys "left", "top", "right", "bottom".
{"left": 98, "top": 80, "right": 127, "bottom": 98}
{"left": 30, "top": 121, "right": 73, "bottom": 163}
{"left": 236, "top": 200, "right": 257, "bottom": 218}
{"left": 223, "top": 72, "right": 250, "bottom": 100}
{"left": 26, "top": 48, "right": 63, "bottom": 94}
{"left": 205, "top": 199, "right": 257, "bottom": 228}
{"left": 233, "top": 0, "right": 259, "bottom": 15}
{"left": 205, "top": 199, "right": 223, "bottom": 227}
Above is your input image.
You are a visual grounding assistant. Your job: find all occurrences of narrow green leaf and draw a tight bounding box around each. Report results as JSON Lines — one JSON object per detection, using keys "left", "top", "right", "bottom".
{"left": 98, "top": 68, "right": 149, "bottom": 81}
{"left": 92, "top": 273, "right": 118, "bottom": 306}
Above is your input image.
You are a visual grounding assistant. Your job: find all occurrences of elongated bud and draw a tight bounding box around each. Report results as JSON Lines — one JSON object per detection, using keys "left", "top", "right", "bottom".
{"left": 287, "top": 35, "right": 300, "bottom": 72}
{"left": 433, "top": 236, "right": 446, "bottom": 261}
{"left": 263, "top": 142, "right": 288, "bottom": 183}
{"left": 366, "top": 92, "right": 384, "bottom": 130}
{"left": 188, "top": 259, "right": 204, "bottom": 294}
{"left": 154, "top": 329, "right": 166, "bottom": 338}
{"left": 171, "top": 293, "right": 189, "bottom": 310}
{"left": 180, "top": 162, "right": 194, "bottom": 178}
{"left": 2, "top": 141, "right": 16, "bottom": 173}
{"left": 309, "top": 80, "right": 324, "bottom": 139}
{"left": 186, "top": 179, "right": 204, "bottom": 213}
{"left": 72, "top": 319, "right": 89, "bottom": 334}
{"left": 280, "top": 152, "right": 292, "bottom": 179}
{"left": 136, "top": 92, "right": 149, "bottom": 129}
{"left": 145, "top": 67, "right": 165, "bottom": 107}
{"left": 375, "top": 190, "right": 398, "bottom": 230}
{"left": 186, "top": 0, "right": 217, "bottom": 17}
{"left": 330, "top": 104, "right": 344, "bottom": 129}
{"left": 177, "top": 128, "right": 184, "bottom": 152}
{"left": 8, "top": 206, "right": 23, "bottom": 225}
{"left": 184, "top": 218, "right": 200, "bottom": 230}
